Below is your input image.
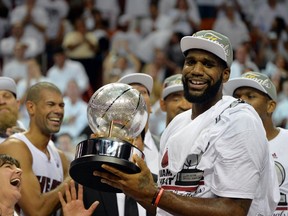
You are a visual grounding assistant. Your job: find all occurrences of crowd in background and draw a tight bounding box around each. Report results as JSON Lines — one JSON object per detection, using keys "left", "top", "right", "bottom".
{"left": 1, "top": 0, "right": 288, "bottom": 156}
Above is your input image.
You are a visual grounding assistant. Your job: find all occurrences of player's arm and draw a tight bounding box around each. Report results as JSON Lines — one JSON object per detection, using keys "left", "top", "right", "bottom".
{"left": 94, "top": 155, "right": 251, "bottom": 216}
{"left": 152, "top": 191, "right": 251, "bottom": 216}
{"left": 0, "top": 138, "right": 71, "bottom": 216}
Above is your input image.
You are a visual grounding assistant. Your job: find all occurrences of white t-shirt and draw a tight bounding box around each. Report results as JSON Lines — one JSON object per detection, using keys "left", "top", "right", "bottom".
{"left": 269, "top": 128, "right": 288, "bottom": 215}
{"left": 10, "top": 5, "right": 49, "bottom": 54}
{"left": 46, "top": 59, "right": 89, "bottom": 94}
{"left": 157, "top": 96, "right": 279, "bottom": 216}
{"left": 57, "top": 96, "right": 88, "bottom": 138}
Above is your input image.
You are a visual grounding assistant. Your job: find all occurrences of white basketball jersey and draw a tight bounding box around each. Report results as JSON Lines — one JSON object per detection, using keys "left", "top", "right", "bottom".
{"left": 12, "top": 133, "right": 63, "bottom": 216}
{"left": 269, "top": 128, "right": 288, "bottom": 215}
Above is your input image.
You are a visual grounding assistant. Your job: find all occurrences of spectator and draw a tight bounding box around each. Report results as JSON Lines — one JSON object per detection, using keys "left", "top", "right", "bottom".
{"left": 213, "top": 1, "right": 250, "bottom": 50}
{"left": 138, "top": 1, "right": 173, "bottom": 38}
{"left": 110, "top": 14, "right": 141, "bottom": 58}
{"left": 103, "top": 50, "right": 141, "bottom": 85}
{"left": 37, "top": 0, "right": 69, "bottom": 69}
{"left": 0, "top": 77, "right": 25, "bottom": 144}
{"left": 134, "top": 8, "right": 173, "bottom": 64}
{"left": 142, "top": 49, "right": 179, "bottom": 104}
{"left": 90, "top": 8, "right": 110, "bottom": 58}
{"left": 0, "top": 153, "right": 98, "bottom": 216}
{"left": 2, "top": 42, "right": 28, "bottom": 84}
{"left": 57, "top": 79, "right": 88, "bottom": 140}
{"left": 0, "top": 22, "right": 38, "bottom": 65}
{"left": 46, "top": 47, "right": 89, "bottom": 94}
{"left": 16, "top": 59, "right": 49, "bottom": 104}
{"left": 9, "top": 0, "right": 49, "bottom": 56}
{"left": 55, "top": 133, "right": 75, "bottom": 162}
{"left": 257, "top": 31, "right": 281, "bottom": 69}
{"left": 267, "top": 54, "right": 288, "bottom": 90}
{"left": 167, "top": 0, "right": 200, "bottom": 35}
{"left": 164, "top": 31, "right": 185, "bottom": 68}
{"left": 0, "top": 154, "right": 22, "bottom": 216}
{"left": 16, "top": 59, "right": 50, "bottom": 128}
{"left": 158, "top": 0, "right": 177, "bottom": 15}
{"left": 94, "top": 0, "right": 120, "bottom": 30}
{"left": 277, "top": 78, "right": 288, "bottom": 103}
{"left": 82, "top": 0, "right": 95, "bottom": 31}
{"left": 124, "top": 0, "right": 149, "bottom": 19}
{"left": 230, "top": 43, "right": 259, "bottom": 79}
{"left": 62, "top": 16, "right": 97, "bottom": 60}
{"left": 252, "top": 0, "right": 288, "bottom": 37}
{"left": 62, "top": 16, "right": 101, "bottom": 91}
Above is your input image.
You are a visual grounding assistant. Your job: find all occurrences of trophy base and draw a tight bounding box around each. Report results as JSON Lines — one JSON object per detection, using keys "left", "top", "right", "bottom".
{"left": 70, "top": 154, "right": 141, "bottom": 193}
{"left": 69, "top": 137, "right": 144, "bottom": 193}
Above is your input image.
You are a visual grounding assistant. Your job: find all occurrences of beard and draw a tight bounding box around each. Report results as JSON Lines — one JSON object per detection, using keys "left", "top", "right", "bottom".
{"left": 0, "top": 108, "right": 18, "bottom": 132}
{"left": 183, "top": 74, "right": 223, "bottom": 103}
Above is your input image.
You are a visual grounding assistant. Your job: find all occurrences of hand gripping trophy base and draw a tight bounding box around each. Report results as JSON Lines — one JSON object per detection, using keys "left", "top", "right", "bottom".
{"left": 69, "top": 137, "right": 144, "bottom": 193}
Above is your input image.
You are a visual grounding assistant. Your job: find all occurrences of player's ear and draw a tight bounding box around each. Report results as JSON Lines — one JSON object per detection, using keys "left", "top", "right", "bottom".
{"left": 267, "top": 99, "right": 276, "bottom": 114}
{"left": 222, "top": 68, "right": 230, "bottom": 83}
{"left": 25, "top": 100, "right": 35, "bottom": 115}
{"left": 160, "top": 98, "right": 166, "bottom": 112}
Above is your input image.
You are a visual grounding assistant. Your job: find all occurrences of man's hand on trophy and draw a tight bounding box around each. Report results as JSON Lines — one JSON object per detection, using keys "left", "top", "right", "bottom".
{"left": 93, "top": 154, "right": 157, "bottom": 202}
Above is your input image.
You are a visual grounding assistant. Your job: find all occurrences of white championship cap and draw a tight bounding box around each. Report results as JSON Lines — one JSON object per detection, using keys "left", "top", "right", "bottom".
{"left": 180, "top": 30, "right": 233, "bottom": 67}
{"left": 118, "top": 73, "right": 153, "bottom": 95}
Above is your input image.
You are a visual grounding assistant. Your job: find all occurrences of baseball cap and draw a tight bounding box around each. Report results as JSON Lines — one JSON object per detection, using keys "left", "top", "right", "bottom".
{"left": 180, "top": 30, "right": 233, "bottom": 67}
{"left": 118, "top": 73, "right": 153, "bottom": 95}
{"left": 162, "top": 74, "right": 183, "bottom": 99}
{"left": 0, "top": 77, "right": 17, "bottom": 97}
{"left": 223, "top": 71, "right": 277, "bottom": 101}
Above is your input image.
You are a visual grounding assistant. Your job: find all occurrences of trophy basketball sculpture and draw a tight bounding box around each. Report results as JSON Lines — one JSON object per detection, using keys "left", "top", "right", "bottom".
{"left": 70, "top": 83, "right": 148, "bottom": 192}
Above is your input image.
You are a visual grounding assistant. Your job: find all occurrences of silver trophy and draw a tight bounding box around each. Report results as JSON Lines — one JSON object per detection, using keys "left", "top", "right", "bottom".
{"left": 69, "top": 83, "right": 148, "bottom": 192}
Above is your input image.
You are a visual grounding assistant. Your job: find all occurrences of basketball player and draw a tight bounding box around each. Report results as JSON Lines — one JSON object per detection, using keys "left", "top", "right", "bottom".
{"left": 224, "top": 71, "right": 288, "bottom": 215}
{"left": 93, "top": 30, "right": 279, "bottom": 215}
{"left": 0, "top": 82, "right": 71, "bottom": 215}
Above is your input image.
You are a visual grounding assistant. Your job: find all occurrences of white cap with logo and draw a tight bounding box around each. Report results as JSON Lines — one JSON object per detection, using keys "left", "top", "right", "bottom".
{"left": 180, "top": 30, "right": 233, "bottom": 67}
{"left": 118, "top": 73, "right": 153, "bottom": 95}
{"left": 223, "top": 71, "right": 277, "bottom": 101}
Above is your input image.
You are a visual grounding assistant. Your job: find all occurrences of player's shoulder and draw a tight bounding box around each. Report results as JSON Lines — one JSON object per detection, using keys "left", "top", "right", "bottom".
{"left": 224, "top": 99, "right": 259, "bottom": 121}
{"left": 0, "top": 136, "right": 26, "bottom": 148}
{"left": 220, "top": 98, "right": 263, "bottom": 132}
{"left": 0, "top": 136, "right": 32, "bottom": 162}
